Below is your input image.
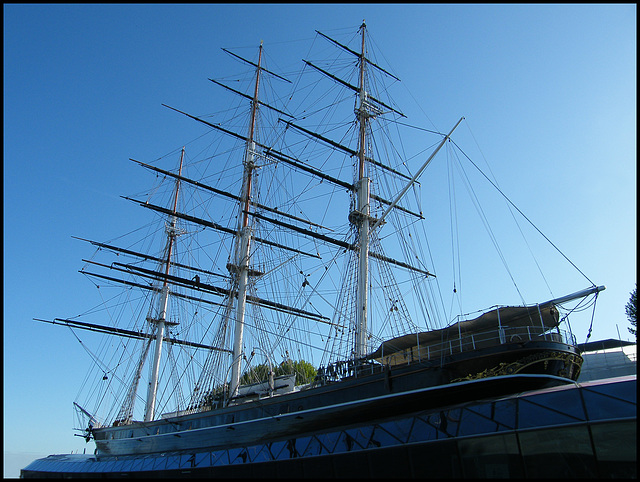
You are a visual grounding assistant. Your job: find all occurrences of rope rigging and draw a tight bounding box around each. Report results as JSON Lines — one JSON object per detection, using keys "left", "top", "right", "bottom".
{"left": 449, "top": 137, "right": 596, "bottom": 287}
{"left": 56, "top": 24, "right": 604, "bottom": 432}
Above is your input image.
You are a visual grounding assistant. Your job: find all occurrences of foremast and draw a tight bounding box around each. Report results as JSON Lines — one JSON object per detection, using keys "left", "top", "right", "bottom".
{"left": 144, "top": 147, "right": 185, "bottom": 422}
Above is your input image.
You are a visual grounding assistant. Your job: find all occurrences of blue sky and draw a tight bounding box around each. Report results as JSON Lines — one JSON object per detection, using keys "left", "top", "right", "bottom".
{"left": 4, "top": 3, "right": 636, "bottom": 477}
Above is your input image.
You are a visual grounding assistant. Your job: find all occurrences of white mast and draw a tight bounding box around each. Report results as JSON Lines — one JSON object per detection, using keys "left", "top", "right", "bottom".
{"left": 354, "top": 21, "right": 370, "bottom": 360}
{"left": 144, "top": 147, "right": 185, "bottom": 422}
{"left": 229, "top": 42, "right": 263, "bottom": 399}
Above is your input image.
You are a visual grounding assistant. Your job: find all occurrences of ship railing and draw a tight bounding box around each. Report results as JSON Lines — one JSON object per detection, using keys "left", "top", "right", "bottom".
{"left": 380, "top": 326, "right": 577, "bottom": 367}
{"left": 319, "top": 326, "right": 577, "bottom": 379}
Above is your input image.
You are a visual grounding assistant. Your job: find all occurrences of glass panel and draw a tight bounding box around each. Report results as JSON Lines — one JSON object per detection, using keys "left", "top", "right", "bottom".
{"left": 369, "top": 424, "right": 403, "bottom": 447}
{"left": 65, "top": 460, "right": 83, "bottom": 473}
{"left": 301, "top": 436, "right": 324, "bottom": 456}
{"left": 211, "top": 449, "right": 229, "bottom": 466}
{"left": 228, "top": 448, "right": 248, "bottom": 464}
{"left": 492, "top": 399, "right": 517, "bottom": 431}
{"left": 582, "top": 379, "right": 637, "bottom": 421}
{"left": 344, "top": 426, "right": 373, "bottom": 450}
{"left": 584, "top": 377, "right": 636, "bottom": 403}
{"left": 45, "top": 461, "right": 62, "bottom": 473}
{"left": 88, "top": 460, "right": 115, "bottom": 472}
{"left": 139, "top": 457, "right": 156, "bottom": 471}
{"left": 193, "top": 452, "right": 209, "bottom": 468}
{"left": 408, "top": 439, "right": 462, "bottom": 478}
{"left": 442, "top": 408, "right": 462, "bottom": 437}
{"left": 317, "top": 430, "right": 341, "bottom": 453}
{"left": 331, "top": 451, "right": 370, "bottom": 477}
{"left": 591, "top": 420, "right": 637, "bottom": 478}
{"left": 367, "top": 445, "right": 411, "bottom": 478}
{"left": 426, "top": 410, "right": 459, "bottom": 438}
{"left": 519, "top": 425, "right": 597, "bottom": 477}
{"left": 245, "top": 444, "right": 265, "bottom": 463}
{"left": 524, "top": 385, "right": 587, "bottom": 421}
{"left": 294, "top": 436, "right": 312, "bottom": 457}
{"left": 407, "top": 414, "right": 439, "bottom": 443}
{"left": 458, "top": 406, "right": 501, "bottom": 437}
{"left": 127, "top": 457, "right": 144, "bottom": 472}
{"left": 179, "top": 454, "right": 196, "bottom": 468}
{"left": 119, "top": 459, "right": 138, "bottom": 472}
{"left": 298, "top": 454, "right": 335, "bottom": 478}
{"left": 267, "top": 440, "right": 288, "bottom": 460}
{"left": 285, "top": 438, "right": 301, "bottom": 458}
{"left": 518, "top": 388, "right": 587, "bottom": 429}
{"left": 163, "top": 455, "right": 181, "bottom": 470}
{"left": 377, "top": 417, "right": 414, "bottom": 444}
{"left": 459, "top": 433, "right": 523, "bottom": 478}
{"left": 337, "top": 431, "right": 360, "bottom": 452}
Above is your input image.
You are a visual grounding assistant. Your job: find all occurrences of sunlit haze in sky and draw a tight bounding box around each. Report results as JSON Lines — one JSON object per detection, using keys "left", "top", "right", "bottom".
{"left": 4, "top": 4, "right": 636, "bottom": 477}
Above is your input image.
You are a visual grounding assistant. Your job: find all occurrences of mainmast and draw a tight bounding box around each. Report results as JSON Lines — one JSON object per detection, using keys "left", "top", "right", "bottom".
{"left": 144, "top": 147, "right": 185, "bottom": 422}
{"left": 354, "top": 21, "right": 370, "bottom": 359}
{"left": 229, "top": 42, "right": 263, "bottom": 399}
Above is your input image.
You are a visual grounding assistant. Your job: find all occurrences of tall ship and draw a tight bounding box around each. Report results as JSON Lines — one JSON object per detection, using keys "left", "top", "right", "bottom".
{"left": 23, "top": 22, "right": 617, "bottom": 478}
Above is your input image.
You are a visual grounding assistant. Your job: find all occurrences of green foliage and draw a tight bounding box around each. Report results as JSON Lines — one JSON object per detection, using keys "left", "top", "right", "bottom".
{"left": 626, "top": 283, "right": 636, "bottom": 336}
{"left": 198, "top": 359, "right": 318, "bottom": 409}
{"left": 240, "top": 359, "right": 317, "bottom": 386}
{"left": 277, "top": 359, "right": 317, "bottom": 385}
{"left": 239, "top": 364, "right": 272, "bottom": 385}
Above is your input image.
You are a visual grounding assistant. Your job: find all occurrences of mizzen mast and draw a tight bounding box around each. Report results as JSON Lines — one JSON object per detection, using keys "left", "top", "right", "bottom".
{"left": 144, "top": 147, "right": 186, "bottom": 422}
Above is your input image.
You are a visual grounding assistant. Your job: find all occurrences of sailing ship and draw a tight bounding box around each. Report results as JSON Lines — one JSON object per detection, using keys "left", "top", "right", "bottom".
{"left": 25, "top": 22, "right": 606, "bottom": 475}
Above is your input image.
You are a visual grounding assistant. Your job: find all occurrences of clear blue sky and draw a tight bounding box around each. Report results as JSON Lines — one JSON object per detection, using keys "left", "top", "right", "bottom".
{"left": 4, "top": 3, "right": 636, "bottom": 477}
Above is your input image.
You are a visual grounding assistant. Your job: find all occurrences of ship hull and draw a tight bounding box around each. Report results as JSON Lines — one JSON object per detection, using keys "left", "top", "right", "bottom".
{"left": 21, "top": 375, "right": 636, "bottom": 478}
{"left": 92, "top": 340, "right": 581, "bottom": 456}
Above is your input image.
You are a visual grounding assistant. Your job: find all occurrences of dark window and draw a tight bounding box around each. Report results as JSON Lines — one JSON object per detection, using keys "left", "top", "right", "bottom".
{"left": 591, "top": 420, "right": 637, "bottom": 478}
{"left": 331, "top": 451, "right": 370, "bottom": 478}
{"left": 518, "top": 425, "right": 597, "bottom": 478}
{"left": 458, "top": 433, "right": 523, "bottom": 478}
{"left": 367, "top": 445, "right": 412, "bottom": 478}
{"left": 407, "top": 439, "right": 462, "bottom": 478}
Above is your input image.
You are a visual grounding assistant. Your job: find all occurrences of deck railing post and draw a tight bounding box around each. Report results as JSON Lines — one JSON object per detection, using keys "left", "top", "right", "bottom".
{"left": 537, "top": 304, "right": 546, "bottom": 336}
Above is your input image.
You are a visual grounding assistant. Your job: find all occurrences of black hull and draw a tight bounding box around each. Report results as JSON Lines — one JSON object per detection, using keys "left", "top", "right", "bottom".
{"left": 21, "top": 375, "right": 636, "bottom": 478}
{"left": 90, "top": 340, "right": 580, "bottom": 456}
